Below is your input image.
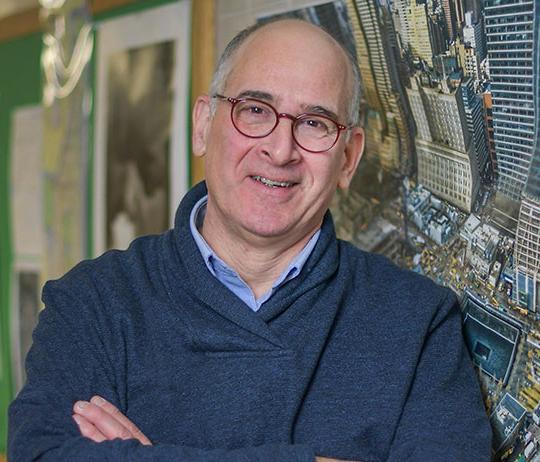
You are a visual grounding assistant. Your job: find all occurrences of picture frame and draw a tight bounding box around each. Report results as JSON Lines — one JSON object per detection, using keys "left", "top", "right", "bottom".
{"left": 93, "top": 0, "right": 191, "bottom": 255}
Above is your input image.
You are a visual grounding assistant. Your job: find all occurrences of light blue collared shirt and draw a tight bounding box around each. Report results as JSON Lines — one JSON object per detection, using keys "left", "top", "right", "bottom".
{"left": 189, "top": 195, "right": 320, "bottom": 311}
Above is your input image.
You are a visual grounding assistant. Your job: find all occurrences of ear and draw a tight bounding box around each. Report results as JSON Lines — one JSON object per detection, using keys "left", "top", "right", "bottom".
{"left": 337, "top": 127, "right": 364, "bottom": 189}
{"left": 192, "top": 95, "right": 212, "bottom": 157}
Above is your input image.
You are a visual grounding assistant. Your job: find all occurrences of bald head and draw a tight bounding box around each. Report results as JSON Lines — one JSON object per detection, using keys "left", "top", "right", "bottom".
{"left": 209, "top": 19, "right": 362, "bottom": 126}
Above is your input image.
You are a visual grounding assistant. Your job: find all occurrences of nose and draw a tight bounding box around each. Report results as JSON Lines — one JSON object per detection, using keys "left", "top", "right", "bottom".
{"left": 260, "top": 114, "right": 300, "bottom": 165}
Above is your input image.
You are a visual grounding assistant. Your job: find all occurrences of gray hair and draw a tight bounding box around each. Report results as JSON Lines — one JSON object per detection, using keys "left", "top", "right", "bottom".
{"left": 209, "top": 18, "right": 362, "bottom": 127}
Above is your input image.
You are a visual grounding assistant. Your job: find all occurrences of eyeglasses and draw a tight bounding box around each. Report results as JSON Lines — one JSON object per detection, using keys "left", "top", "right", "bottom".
{"left": 213, "top": 94, "right": 349, "bottom": 153}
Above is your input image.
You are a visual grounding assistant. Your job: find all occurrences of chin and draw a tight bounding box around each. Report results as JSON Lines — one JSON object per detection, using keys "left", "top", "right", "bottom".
{"left": 240, "top": 215, "right": 297, "bottom": 239}
{"left": 243, "top": 223, "right": 291, "bottom": 239}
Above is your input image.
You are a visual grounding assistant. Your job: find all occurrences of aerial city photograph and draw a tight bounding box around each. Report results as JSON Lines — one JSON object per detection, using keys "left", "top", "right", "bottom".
{"left": 269, "top": 0, "right": 539, "bottom": 460}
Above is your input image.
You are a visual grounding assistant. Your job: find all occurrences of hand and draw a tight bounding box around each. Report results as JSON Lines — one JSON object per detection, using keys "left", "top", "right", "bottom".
{"left": 72, "top": 395, "right": 152, "bottom": 446}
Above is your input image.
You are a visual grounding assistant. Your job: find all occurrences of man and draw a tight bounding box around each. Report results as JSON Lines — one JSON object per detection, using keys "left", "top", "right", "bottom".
{"left": 9, "top": 19, "right": 491, "bottom": 461}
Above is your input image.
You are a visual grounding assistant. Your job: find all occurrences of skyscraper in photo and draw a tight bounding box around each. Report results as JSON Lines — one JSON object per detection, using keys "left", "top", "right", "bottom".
{"left": 442, "top": 0, "right": 458, "bottom": 40}
{"left": 440, "top": 0, "right": 465, "bottom": 41}
{"left": 482, "top": 90, "right": 497, "bottom": 180}
{"left": 407, "top": 75, "right": 481, "bottom": 212}
{"left": 460, "top": 77, "right": 490, "bottom": 182}
{"left": 514, "top": 7, "right": 540, "bottom": 312}
{"left": 514, "top": 159, "right": 540, "bottom": 312}
{"left": 462, "top": 11, "right": 486, "bottom": 61}
{"left": 394, "top": 0, "right": 435, "bottom": 65}
{"left": 484, "top": 0, "right": 536, "bottom": 202}
{"left": 347, "top": 0, "right": 415, "bottom": 174}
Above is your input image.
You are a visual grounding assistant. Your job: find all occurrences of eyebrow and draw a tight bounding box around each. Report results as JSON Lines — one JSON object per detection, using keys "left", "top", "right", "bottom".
{"left": 235, "top": 90, "right": 340, "bottom": 121}
{"left": 236, "top": 90, "right": 274, "bottom": 101}
{"left": 302, "top": 105, "right": 340, "bottom": 122}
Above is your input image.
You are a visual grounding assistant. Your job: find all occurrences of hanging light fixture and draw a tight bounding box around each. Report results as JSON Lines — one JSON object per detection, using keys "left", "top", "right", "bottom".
{"left": 39, "top": 0, "right": 67, "bottom": 9}
{"left": 39, "top": 0, "right": 93, "bottom": 106}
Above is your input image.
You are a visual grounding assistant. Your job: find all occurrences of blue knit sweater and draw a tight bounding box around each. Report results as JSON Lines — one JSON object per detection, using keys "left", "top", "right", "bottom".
{"left": 9, "top": 182, "right": 491, "bottom": 461}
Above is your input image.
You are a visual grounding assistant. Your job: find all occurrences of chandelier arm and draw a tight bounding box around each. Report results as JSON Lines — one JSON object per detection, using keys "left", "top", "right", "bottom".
{"left": 41, "top": 12, "right": 93, "bottom": 105}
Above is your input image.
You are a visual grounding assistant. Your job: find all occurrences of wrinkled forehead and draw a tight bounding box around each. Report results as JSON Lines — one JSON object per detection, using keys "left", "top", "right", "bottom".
{"left": 224, "top": 21, "right": 353, "bottom": 113}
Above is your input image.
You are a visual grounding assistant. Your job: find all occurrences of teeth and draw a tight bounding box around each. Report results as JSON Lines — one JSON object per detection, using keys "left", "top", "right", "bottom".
{"left": 252, "top": 175, "right": 293, "bottom": 188}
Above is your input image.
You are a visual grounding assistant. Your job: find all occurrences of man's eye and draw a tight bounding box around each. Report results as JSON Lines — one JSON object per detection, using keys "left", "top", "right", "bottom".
{"left": 239, "top": 104, "right": 269, "bottom": 116}
{"left": 305, "top": 119, "right": 323, "bottom": 128}
{"left": 299, "top": 117, "right": 330, "bottom": 133}
{"left": 249, "top": 105, "right": 265, "bottom": 114}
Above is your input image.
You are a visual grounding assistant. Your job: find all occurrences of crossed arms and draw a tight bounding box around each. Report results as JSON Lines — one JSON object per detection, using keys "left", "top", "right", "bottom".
{"left": 8, "top": 258, "right": 492, "bottom": 461}
{"left": 72, "top": 396, "right": 354, "bottom": 462}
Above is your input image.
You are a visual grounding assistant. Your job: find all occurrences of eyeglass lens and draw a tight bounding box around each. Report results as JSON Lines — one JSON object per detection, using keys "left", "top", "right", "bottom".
{"left": 231, "top": 99, "right": 340, "bottom": 153}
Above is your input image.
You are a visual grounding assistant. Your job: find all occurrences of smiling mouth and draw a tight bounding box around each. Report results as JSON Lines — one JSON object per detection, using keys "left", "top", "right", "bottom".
{"left": 251, "top": 175, "right": 295, "bottom": 188}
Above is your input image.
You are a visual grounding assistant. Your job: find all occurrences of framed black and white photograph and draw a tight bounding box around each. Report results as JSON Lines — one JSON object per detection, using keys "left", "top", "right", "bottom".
{"left": 105, "top": 41, "right": 174, "bottom": 249}
{"left": 94, "top": 1, "right": 191, "bottom": 254}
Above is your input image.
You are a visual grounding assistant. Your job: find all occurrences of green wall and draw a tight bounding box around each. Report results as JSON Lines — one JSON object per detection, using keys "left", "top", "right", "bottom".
{"left": 0, "top": 0, "right": 184, "bottom": 454}
{"left": 0, "top": 32, "right": 43, "bottom": 453}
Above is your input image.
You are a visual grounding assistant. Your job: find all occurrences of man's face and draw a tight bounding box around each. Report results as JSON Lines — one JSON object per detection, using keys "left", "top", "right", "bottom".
{"left": 193, "top": 21, "right": 364, "bottom": 244}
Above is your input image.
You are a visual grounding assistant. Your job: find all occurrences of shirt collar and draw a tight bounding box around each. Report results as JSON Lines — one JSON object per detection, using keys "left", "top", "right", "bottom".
{"left": 189, "top": 195, "right": 320, "bottom": 310}
{"left": 190, "top": 195, "right": 217, "bottom": 276}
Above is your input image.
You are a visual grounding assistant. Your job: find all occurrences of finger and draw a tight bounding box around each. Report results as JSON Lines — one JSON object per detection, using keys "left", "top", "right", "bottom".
{"left": 90, "top": 396, "right": 152, "bottom": 446}
{"left": 73, "top": 414, "right": 107, "bottom": 443}
{"left": 74, "top": 400, "right": 132, "bottom": 441}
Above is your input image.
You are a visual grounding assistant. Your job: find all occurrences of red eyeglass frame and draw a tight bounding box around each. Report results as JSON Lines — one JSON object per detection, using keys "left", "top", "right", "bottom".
{"left": 214, "top": 94, "right": 350, "bottom": 153}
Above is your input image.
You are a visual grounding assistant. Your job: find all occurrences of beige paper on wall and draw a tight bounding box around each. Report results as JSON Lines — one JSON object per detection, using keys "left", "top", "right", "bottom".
{"left": 10, "top": 105, "right": 44, "bottom": 393}
{"left": 11, "top": 105, "right": 44, "bottom": 261}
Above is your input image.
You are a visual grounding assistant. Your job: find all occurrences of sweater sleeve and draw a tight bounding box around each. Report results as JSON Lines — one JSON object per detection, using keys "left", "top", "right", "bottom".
{"left": 386, "top": 289, "right": 492, "bottom": 462}
{"left": 8, "top": 282, "right": 315, "bottom": 462}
